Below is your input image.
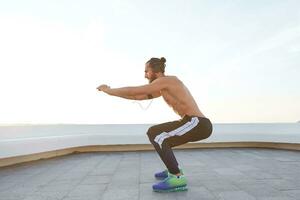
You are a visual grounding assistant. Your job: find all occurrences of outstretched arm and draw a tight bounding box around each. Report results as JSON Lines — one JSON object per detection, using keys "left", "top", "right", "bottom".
{"left": 97, "top": 85, "right": 153, "bottom": 100}
{"left": 97, "top": 79, "right": 164, "bottom": 100}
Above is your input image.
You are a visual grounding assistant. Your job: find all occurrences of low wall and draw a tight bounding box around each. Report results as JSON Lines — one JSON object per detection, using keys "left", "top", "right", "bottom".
{"left": 1, "top": 141, "right": 300, "bottom": 167}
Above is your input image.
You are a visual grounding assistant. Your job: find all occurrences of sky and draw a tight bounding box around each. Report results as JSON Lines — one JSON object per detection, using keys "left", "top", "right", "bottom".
{"left": 0, "top": 0, "right": 299, "bottom": 124}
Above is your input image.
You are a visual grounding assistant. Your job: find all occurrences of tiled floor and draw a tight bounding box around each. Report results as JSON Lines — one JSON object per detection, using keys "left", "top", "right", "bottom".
{"left": 0, "top": 148, "right": 300, "bottom": 200}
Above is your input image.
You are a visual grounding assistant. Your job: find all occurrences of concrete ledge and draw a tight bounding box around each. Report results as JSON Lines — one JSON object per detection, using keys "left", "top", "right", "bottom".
{"left": 1, "top": 142, "right": 300, "bottom": 168}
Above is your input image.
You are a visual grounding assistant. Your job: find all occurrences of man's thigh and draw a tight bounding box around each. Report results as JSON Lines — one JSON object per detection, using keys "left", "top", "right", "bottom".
{"left": 149, "top": 119, "right": 184, "bottom": 136}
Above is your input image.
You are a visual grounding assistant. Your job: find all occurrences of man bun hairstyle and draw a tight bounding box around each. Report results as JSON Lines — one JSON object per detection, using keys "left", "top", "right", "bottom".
{"left": 146, "top": 57, "right": 166, "bottom": 73}
{"left": 160, "top": 57, "right": 166, "bottom": 63}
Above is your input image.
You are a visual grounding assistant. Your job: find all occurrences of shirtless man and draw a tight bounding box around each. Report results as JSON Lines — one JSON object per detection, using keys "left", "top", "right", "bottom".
{"left": 97, "top": 57, "right": 213, "bottom": 192}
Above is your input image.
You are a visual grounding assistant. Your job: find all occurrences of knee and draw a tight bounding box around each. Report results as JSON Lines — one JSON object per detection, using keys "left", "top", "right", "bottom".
{"left": 203, "top": 125, "right": 213, "bottom": 140}
{"left": 203, "top": 131, "right": 212, "bottom": 140}
{"left": 193, "top": 125, "right": 213, "bottom": 142}
{"left": 161, "top": 140, "right": 170, "bottom": 150}
{"left": 146, "top": 126, "right": 157, "bottom": 141}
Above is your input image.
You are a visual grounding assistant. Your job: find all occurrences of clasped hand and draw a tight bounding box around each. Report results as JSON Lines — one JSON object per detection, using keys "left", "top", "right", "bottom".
{"left": 97, "top": 84, "right": 110, "bottom": 92}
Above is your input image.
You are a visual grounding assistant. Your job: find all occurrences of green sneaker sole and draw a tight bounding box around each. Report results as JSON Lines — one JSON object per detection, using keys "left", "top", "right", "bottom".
{"left": 153, "top": 185, "right": 188, "bottom": 193}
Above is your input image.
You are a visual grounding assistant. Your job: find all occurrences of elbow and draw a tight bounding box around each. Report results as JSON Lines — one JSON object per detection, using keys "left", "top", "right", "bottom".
{"left": 134, "top": 95, "right": 147, "bottom": 100}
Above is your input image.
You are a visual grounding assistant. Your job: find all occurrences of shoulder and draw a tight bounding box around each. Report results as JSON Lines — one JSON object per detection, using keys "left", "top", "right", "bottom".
{"left": 158, "top": 76, "right": 181, "bottom": 85}
{"left": 150, "top": 76, "right": 181, "bottom": 90}
{"left": 153, "top": 76, "right": 179, "bottom": 83}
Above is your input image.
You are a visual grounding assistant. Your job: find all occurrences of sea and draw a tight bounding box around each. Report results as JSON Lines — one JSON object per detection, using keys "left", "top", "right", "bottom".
{"left": 0, "top": 123, "right": 300, "bottom": 144}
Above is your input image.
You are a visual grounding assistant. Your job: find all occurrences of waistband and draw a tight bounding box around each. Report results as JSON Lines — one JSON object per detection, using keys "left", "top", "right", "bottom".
{"left": 182, "top": 115, "right": 210, "bottom": 122}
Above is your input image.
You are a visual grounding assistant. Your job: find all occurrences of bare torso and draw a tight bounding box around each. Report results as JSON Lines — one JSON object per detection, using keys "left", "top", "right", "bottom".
{"left": 158, "top": 76, "right": 205, "bottom": 118}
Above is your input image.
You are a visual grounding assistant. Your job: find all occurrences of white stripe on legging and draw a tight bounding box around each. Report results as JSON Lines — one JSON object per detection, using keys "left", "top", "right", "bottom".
{"left": 154, "top": 117, "right": 199, "bottom": 148}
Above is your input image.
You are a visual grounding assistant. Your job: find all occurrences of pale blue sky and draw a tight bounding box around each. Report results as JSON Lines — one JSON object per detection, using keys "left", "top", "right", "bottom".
{"left": 0, "top": 0, "right": 299, "bottom": 124}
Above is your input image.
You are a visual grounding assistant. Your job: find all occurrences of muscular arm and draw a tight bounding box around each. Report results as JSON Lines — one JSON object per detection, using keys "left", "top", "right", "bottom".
{"left": 110, "top": 93, "right": 154, "bottom": 100}
{"left": 124, "top": 93, "right": 160, "bottom": 100}
{"left": 97, "top": 79, "right": 164, "bottom": 100}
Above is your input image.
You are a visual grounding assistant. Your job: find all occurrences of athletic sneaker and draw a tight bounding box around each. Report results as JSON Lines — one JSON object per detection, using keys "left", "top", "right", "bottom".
{"left": 154, "top": 168, "right": 184, "bottom": 180}
{"left": 152, "top": 173, "right": 188, "bottom": 192}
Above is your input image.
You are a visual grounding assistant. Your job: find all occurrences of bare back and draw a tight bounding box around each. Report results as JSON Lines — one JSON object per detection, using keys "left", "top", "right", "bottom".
{"left": 158, "top": 76, "right": 205, "bottom": 118}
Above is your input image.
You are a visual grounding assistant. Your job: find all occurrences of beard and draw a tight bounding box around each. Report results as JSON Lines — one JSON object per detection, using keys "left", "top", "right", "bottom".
{"left": 148, "top": 75, "right": 158, "bottom": 83}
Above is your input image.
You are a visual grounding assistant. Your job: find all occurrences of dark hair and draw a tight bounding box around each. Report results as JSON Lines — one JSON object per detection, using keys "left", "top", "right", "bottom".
{"left": 146, "top": 57, "right": 166, "bottom": 73}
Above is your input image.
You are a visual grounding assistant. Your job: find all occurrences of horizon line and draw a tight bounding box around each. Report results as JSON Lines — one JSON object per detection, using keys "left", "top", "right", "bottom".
{"left": 0, "top": 121, "right": 299, "bottom": 126}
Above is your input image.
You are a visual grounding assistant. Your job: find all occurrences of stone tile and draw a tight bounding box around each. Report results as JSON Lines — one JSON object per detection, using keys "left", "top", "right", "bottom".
{"left": 89, "top": 157, "right": 120, "bottom": 176}
{"left": 187, "top": 174, "right": 222, "bottom": 187}
{"left": 186, "top": 168, "right": 220, "bottom": 177}
{"left": 23, "top": 190, "right": 69, "bottom": 200}
{"left": 0, "top": 149, "right": 299, "bottom": 200}
{"left": 37, "top": 184, "right": 74, "bottom": 193}
{"left": 63, "top": 196, "right": 100, "bottom": 200}
{"left": 1, "top": 174, "right": 34, "bottom": 184}
{"left": 139, "top": 172, "right": 155, "bottom": 184}
{"left": 240, "top": 183, "right": 286, "bottom": 198}
{"left": 201, "top": 179, "right": 240, "bottom": 194}
{"left": 213, "top": 168, "right": 249, "bottom": 180}
{"left": 216, "top": 191, "right": 256, "bottom": 200}
{"left": 261, "top": 179, "right": 300, "bottom": 191}
{"left": 231, "top": 164, "right": 261, "bottom": 172}
{"left": 46, "top": 179, "right": 81, "bottom": 187}
{"left": 175, "top": 186, "right": 217, "bottom": 200}
{"left": 28, "top": 173, "right": 60, "bottom": 185}
{"left": 5, "top": 184, "right": 39, "bottom": 196}
{"left": 282, "top": 189, "right": 300, "bottom": 199}
{"left": 244, "top": 171, "right": 280, "bottom": 179}
{"left": 256, "top": 197, "right": 295, "bottom": 200}
{"left": 0, "top": 180, "right": 19, "bottom": 192}
{"left": 0, "top": 190, "right": 27, "bottom": 200}
{"left": 67, "top": 184, "right": 106, "bottom": 198}
{"left": 80, "top": 175, "right": 111, "bottom": 185}
{"left": 230, "top": 178, "right": 266, "bottom": 186}
{"left": 107, "top": 181, "right": 139, "bottom": 190}
{"left": 109, "top": 173, "right": 139, "bottom": 186}
{"left": 102, "top": 188, "right": 139, "bottom": 200}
